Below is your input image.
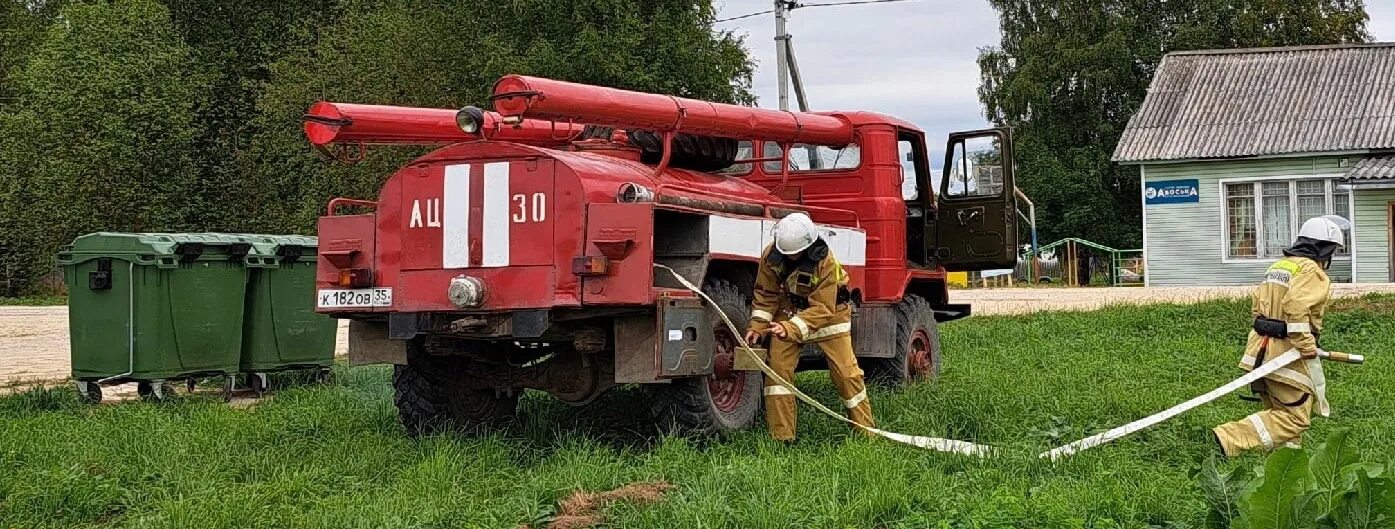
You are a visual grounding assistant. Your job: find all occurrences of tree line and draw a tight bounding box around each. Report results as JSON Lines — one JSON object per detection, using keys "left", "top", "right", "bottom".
{"left": 0, "top": 0, "right": 754, "bottom": 295}
{"left": 0, "top": 0, "right": 1376, "bottom": 295}
{"left": 978, "top": 0, "right": 1371, "bottom": 250}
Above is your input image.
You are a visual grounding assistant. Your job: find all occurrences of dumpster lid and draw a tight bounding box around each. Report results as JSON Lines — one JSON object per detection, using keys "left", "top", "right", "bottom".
{"left": 238, "top": 234, "right": 319, "bottom": 261}
{"left": 63, "top": 232, "right": 269, "bottom": 257}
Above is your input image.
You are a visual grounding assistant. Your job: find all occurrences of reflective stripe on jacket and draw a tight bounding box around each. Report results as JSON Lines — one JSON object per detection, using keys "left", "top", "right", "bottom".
{"left": 748, "top": 243, "right": 851, "bottom": 343}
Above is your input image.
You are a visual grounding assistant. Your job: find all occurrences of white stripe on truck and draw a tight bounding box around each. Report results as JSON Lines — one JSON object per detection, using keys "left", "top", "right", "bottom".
{"left": 481, "top": 162, "right": 511, "bottom": 267}
{"left": 442, "top": 164, "right": 471, "bottom": 268}
{"left": 707, "top": 215, "right": 865, "bottom": 266}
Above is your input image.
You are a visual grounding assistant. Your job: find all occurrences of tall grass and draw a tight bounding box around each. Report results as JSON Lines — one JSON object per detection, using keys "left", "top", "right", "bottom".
{"left": 3, "top": 296, "right": 1393, "bottom": 528}
{"left": 0, "top": 295, "right": 66, "bottom": 306}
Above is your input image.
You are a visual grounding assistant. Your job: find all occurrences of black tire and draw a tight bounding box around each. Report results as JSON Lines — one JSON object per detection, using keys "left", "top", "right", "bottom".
{"left": 627, "top": 130, "right": 740, "bottom": 172}
{"left": 647, "top": 279, "right": 763, "bottom": 436}
{"left": 392, "top": 362, "right": 450, "bottom": 436}
{"left": 865, "top": 294, "right": 942, "bottom": 387}
{"left": 392, "top": 340, "right": 519, "bottom": 437}
{"left": 315, "top": 367, "right": 334, "bottom": 384}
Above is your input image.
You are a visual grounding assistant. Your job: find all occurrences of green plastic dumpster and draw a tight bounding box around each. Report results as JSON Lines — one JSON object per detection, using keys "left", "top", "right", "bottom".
{"left": 57, "top": 233, "right": 270, "bottom": 403}
{"left": 239, "top": 234, "right": 336, "bottom": 395}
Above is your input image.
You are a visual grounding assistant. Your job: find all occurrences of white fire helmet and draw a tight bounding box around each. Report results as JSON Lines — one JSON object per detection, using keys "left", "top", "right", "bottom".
{"left": 1297, "top": 215, "right": 1351, "bottom": 247}
{"left": 773, "top": 212, "right": 819, "bottom": 255}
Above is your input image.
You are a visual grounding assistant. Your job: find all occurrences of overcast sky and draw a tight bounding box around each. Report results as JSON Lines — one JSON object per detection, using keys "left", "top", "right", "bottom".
{"left": 714, "top": 0, "right": 1395, "bottom": 170}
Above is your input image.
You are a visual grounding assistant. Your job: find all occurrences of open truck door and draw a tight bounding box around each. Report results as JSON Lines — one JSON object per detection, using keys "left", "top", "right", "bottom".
{"left": 929, "top": 128, "right": 1018, "bottom": 271}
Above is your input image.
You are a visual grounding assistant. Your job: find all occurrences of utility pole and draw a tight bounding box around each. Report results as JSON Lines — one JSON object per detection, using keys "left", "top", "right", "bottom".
{"left": 774, "top": 0, "right": 791, "bottom": 111}
{"left": 775, "top": 0, "right": 821, "bottom": 167}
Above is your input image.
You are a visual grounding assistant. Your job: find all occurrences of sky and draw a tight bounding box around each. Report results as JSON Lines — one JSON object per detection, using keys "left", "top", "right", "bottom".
{"left": 713, "top": 0, "right": 1395, "bottom": 171}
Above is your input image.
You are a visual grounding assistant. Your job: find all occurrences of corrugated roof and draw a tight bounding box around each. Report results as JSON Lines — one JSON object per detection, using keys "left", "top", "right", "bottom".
{"left": 1346, "top": 154, "right": 1395, "bottom": 180}
{"left": 1114, "top": 43, "right": 1395, "bottom": 163}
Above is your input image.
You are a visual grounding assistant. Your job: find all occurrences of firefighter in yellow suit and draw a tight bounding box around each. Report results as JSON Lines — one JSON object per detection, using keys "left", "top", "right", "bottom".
{"left": 1213, "top": 215, "right": 1350, "bottom": 456}
{"left": 743, "top": 213, "right": 875, "bottom": 441}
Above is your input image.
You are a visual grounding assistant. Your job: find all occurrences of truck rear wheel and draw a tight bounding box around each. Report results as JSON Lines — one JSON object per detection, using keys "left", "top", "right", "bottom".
{"left": 648, "top": 279, "right": 762, "bottom": 435}
{"left": 865, "top": 294, "right": 941, "bottom": 387}
{"left": 393, "top": 340, "right": 518, "bottom": 436}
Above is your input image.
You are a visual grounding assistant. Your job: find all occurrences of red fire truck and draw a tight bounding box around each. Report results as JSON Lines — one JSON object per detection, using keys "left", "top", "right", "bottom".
{"left": 308, "top": 76, "right": 1018, "bottom": 434}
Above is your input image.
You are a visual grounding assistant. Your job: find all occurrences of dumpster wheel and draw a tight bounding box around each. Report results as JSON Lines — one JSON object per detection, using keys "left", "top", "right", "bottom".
{"left": 137, "top": 380, "right": 175, "bottom": 402}
{"left": 247, "top": 372, "right": 270, "bottom": 397}
{"left": 74, "top": 380, "right": 102, "bottom": 405}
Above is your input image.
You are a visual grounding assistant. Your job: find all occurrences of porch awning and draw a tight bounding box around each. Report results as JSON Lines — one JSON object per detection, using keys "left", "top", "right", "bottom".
{"left": 1341, "top": 155, "right": 1395, "bottom": 189}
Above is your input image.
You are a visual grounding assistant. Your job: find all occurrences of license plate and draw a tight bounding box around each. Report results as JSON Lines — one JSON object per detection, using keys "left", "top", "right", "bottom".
{"left": 317, "top": 288, "right": 392, "bottom": 309}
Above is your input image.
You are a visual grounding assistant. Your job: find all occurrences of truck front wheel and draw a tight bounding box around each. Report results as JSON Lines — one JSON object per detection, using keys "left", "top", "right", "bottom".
{"left": 393, "top": 340, "right": 518, "bottom": 436}
{"left": 648, "top": 279, "right": 762, "bottom": 435}
{"left": 865, "top": 294, "right": 941, "bottom": 386}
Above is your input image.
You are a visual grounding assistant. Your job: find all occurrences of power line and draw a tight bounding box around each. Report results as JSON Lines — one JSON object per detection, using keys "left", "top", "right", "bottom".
{"left": 797, "top": 0, "right": 916, "bottom": 7}
{"left": 714, "top": 9, "right": 775, "bottom": 23}
{"left": 713, "top": 0, "right": 917, "bottom": 24}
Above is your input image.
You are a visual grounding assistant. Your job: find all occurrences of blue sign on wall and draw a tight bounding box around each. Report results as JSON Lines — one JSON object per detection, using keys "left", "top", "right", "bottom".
{"left": 1144, "top": 179, "right": 1200, "bottom": 205}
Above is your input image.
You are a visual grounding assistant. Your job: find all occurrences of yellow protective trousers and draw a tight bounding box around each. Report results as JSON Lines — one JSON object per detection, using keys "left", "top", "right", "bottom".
{"left": 1213, "top": 377, "right": 1313, "bottom": 457}
{"left": 762, "top": 333, "right": 874, "bottom": 440}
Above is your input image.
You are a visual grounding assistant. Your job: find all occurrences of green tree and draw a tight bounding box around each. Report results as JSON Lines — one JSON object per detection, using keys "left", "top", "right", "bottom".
{"left": 0, "top": 0, "right": 67, "bottom": 107}
{"left": 0, "top": 0, "right": 201, "bottom": 294}
{"left": 159, "top": 0, "right": 345, "bottom": 231}
{"left": 238, "top": 0, "right": 755, "bottom": 232}
{"left": 978, "top": 0, "right": 1369, "bottom": 249}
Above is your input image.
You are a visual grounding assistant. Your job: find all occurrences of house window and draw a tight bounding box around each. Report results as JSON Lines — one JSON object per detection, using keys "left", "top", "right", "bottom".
{"left": 1226, "top": 184, "right": 1257, "bottom": 257}
{"left": 1222, "top": 179, "right": 1352, "bottom": 259}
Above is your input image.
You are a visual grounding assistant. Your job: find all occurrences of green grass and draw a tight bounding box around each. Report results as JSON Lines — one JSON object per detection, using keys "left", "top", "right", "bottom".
{"left": 0, "top": 295, "right": 66, "bottom": 306}
{"left": 3, "top": 296, "right": 1394, "bottom": 528}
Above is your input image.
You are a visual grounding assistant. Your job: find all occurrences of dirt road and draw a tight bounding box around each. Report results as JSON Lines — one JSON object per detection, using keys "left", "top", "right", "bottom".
{"left": 0, "top": 306, "right": 349, "bottom": 387}
{"left": 3, "top": 284, "right": 1392, "bottom": 386}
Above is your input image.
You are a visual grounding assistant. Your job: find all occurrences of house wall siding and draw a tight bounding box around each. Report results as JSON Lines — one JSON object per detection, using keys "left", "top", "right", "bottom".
{"left": 1143, "top": 156, "right": 1353, "bottom": 286}
{"left": 1353, "top": 188, "right": 1395, "bottom": 282}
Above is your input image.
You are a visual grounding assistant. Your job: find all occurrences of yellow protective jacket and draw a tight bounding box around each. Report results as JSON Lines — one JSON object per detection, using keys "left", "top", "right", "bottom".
{"left": 1240, "top": 256, "right": 1332, "bottom": 416}
{"left": 748, "top": 240, "right": 851, "bottom": 343}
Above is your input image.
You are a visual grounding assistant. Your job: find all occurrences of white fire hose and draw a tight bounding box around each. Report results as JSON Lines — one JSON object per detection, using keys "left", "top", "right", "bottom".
{"left": 657, "top": 264, "right": 1364, "bottom": 459}
{"left": 657, "top": 265, "right": 993, "bottom": 456}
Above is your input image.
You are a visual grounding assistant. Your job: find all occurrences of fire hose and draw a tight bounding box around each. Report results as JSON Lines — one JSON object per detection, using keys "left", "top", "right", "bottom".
{"left": 656, "top": 264, "right": 1363, "bottom": 459}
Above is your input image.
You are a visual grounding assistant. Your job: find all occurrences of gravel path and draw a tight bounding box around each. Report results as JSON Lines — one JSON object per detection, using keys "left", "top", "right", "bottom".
{"left": 2, "top": 283, "right": 1392, "bottom": 386}
{"left": 0, "top": 306, "right": 348, "bottom": 389}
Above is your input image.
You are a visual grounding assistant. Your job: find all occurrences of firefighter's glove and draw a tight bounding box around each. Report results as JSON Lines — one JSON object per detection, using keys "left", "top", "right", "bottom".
{"left": 1300, "top": 348, "right": 1319, "bottom": 360}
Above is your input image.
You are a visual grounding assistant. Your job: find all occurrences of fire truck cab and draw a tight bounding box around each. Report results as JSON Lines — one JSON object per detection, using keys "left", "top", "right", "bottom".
{"left": 310, "top": 76, "right": 1018, "bottom": 435}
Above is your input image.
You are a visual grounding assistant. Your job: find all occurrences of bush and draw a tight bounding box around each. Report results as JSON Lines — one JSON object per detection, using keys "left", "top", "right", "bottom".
{"left": 1199, "top": 428, "right": 1395, "bottom": 528}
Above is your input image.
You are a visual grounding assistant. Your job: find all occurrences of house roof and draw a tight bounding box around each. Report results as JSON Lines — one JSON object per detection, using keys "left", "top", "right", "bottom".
{"left": 1114, "top": 43, "right": 1395, "bottom": 163}
{"left": 1346, "top": 154, "right": 1395, "bottom": 180}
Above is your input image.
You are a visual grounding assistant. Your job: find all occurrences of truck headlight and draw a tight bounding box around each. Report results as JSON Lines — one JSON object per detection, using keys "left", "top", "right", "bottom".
{"left": 448, "top": 275, "right": 486, "bottom": 308}
{"left": 617, "top": 182, "right": 654, "bottom": 203}
{"left": 455, "top": 106, "right": 485, "bottom": 135}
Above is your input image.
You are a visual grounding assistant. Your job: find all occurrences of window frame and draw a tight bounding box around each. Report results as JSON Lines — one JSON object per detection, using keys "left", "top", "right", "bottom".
{"left": 1217, "top": 175, "right": 1353, "bottom": 263}
{"left": 759, "top": 139, "right": 864, "bottom": 174}
{"left": 939, "top": 132, "right": 1008, "bottom": 202}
